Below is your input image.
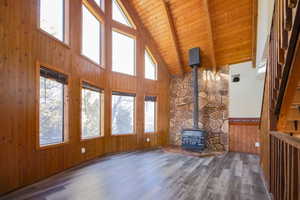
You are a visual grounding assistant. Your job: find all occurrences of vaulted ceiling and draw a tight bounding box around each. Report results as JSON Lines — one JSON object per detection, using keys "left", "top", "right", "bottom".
{"left": 129, "top": 0, "right": 256, "bottom": 75}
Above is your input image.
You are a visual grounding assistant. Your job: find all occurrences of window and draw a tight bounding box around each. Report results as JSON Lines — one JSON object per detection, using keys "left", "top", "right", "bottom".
{"left": 112, "top": 92, "right": 135, "bottom": 135}
{"left": 144, "top": 96, "right": 157, "bottom": 133}
{"left": 39, "top": 0, "right": 68, "bottom": 42}
{"left": 82, "top": 4, "right": 101, "bottom": 65}
{"left": 112, "top": 31, "right": 135, "bottom": 75}
{"left": 94, "top": 0, "right": 104, "bottom": 10}
{"left": 112, "top": 0, "right": 133, "bottom": 27}
{"left": 81, "top": 82, "right": 103, "bottom": 139}
{"left": 145, "top": 49, "right": 157, "bottom": 80}
{"left": 39, "top": 67, "right": 68, "bottom": 147}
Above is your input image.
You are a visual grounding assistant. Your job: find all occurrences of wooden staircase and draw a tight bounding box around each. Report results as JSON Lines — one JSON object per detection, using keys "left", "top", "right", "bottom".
{"left": 267, "top": 0, "right": 300, "bottom": 136}
{"left": 283, "top": 84, "right": 300, "bottom": 134}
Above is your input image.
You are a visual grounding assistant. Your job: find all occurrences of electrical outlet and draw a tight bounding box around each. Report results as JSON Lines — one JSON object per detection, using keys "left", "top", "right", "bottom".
{"left": 146, "top": 138, "right": 150, "bottom": 142}
{"left": 81, "top": 147, "right": 86, "bottom": 154}
{"left": 255, "top": 142, "right": 260, "bottom": 147}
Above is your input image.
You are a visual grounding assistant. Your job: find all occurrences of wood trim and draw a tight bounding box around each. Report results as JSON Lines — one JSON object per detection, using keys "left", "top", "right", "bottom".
{"left": 83, "top": 0, "right": 105, "bottom": 23}
{"left": 271, "top": 131, "right": 300, "bottom": 149}
{"left": 229, "top": 118, "right": 260, "bottom": 125}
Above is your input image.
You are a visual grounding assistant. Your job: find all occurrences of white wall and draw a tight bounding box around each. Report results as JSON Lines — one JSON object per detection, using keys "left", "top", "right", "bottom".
{"left": 229, "top": 61, "right": 265, "bottom": 118}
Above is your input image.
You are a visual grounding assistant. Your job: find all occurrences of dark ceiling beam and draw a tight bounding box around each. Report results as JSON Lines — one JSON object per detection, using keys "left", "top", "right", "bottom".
{"left": 251, "top": 0, "right": 258, "bottom": 68}
{"left": 161, "top": 0, "right": 184, "bottom": 75}
{"left": 203, "top": 0, "right": 217, "bottom": 72}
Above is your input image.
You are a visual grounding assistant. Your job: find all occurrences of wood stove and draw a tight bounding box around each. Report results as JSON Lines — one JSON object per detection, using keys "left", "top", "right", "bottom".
{"left": 181, "top": 48, "right": 207, "bottom": 152}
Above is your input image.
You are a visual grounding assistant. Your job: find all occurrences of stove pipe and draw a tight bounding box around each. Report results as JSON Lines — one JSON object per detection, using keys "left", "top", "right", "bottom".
{"left": 188, "top": 48, "right": 201, "bottom": 129}
{"left": 192, "top": 65, "right": 199, "bottom": 129}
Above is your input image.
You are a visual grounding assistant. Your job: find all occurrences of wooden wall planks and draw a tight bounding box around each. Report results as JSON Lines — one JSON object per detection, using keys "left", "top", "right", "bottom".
{"left": 229, "top": 118, "right": 260, "bottom": 154}
{"left": 0, "top": 0, "right": 170, "bottom": 195}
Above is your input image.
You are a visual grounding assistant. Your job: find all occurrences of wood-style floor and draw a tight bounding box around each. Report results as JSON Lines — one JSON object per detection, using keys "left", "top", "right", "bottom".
{"left": 1, "top": 150, "right": 269, "bottom": 200}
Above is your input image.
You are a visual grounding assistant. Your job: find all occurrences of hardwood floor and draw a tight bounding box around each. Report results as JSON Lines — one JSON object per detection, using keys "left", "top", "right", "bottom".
{"left": 0, "top": 150, "right": 269, "bottom": 200}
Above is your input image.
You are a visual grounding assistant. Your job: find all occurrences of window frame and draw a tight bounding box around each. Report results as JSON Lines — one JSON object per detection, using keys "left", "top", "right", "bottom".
{"left": 111, "top": 29, "right": 137, "bottom": 76}
{"left": 111, "top": 90, "right": 136, "bottom": 136}
{"left": 36, "top": 62, "right": 70, "bottom": 150}
{"left": 144, "top": 47, "right": 158, "bottom": 80}
{"left": 111, "top": 0, "right": 136, "bottom": 29}
{"left": 144, "top": 94, "right": 158, "bottom": 134}
{"left": 37, "top": 0, "right": 70, "bottom": 46}
{"left": 80, "top": 80, "right": 104, "bottom": 141}
{"left": 81, "top": 1, "right": 105, "bottom": 68}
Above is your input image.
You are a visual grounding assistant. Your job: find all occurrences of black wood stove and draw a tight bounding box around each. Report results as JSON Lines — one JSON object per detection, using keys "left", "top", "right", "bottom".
{"left": 181, "top": 48, "right": 207, "bottom": 152}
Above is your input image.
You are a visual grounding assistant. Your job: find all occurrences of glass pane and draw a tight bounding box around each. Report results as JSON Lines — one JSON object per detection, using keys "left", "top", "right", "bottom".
{"left": 81, "top": 88, "right": 101, "bottom": 139}
{"left": 112, "top": 95, "right": 134, "bottom": 135}
{"left": 145, "top": 101, "right": 155, "bottom": 132}
{"left": 112, "top": 31, "right": 135, "bottom": 75}
{"left": 112, "top": 0, "right": 132, "bottom": 27}
{"left": 145, "top": 50, "right": 157, "bottom": 80}
{"left": 39, "top": 76, "right": 64, "bottom": 146}
{"left": 40, "top": 0, "right": 64, "bottom": 41}
{"left": 82, "top": 5, "right": 101, "bottom": 64}
{"left": 95, "top": 0, "right": 101, "bottom": 7}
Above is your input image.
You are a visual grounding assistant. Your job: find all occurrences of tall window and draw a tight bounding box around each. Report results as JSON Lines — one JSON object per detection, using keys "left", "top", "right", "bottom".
{"left": 82, "top": 4, "right": 101, "bottom": 65}
{"left": 145, "top": 49, "right": 157, "bottom": 80}
{"left": 81, "top": 82, "right": 103, "bottom": 139}
{"left": 39, "top": 0, "right": 68, "bottom": 42}
{"left": 112, "top": 31, "right": 135, "bottom": 75}
{"left": 39, "top": 67, "right": 68, "bottom": 147}
{"left": 112, "top": 92, "right": 135, "bottom": 135}
{"left": 112, "top": 0, "right": 133, "bottom": 27}
{"left": 145, "top": 96, "right": 157, "bottom": 133}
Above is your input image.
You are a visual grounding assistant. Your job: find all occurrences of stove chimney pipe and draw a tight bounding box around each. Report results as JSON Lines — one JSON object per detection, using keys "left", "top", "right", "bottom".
{"left": 188, "top": 48, "right": 201, "bottom": 129}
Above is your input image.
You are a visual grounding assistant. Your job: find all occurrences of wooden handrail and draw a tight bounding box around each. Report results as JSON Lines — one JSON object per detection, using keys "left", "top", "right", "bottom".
{"left": 271, "top": 131, "right": 300, "bottom": 149}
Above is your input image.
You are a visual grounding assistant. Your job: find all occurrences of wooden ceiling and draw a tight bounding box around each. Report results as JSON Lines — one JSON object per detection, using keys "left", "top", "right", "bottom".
{"left": 129, "top": 0, "right": 256, "bottom": 75}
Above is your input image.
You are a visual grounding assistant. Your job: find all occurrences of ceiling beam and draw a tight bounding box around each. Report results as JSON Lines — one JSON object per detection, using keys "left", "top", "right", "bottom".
{"left": 161, "top": 0, "right": 184, "bottom": 75}
{"left": 251, "top": 0, "right": 258, "bottom": 68}
{"left": 203, "top": 0, "right": 217, "bottom": 72}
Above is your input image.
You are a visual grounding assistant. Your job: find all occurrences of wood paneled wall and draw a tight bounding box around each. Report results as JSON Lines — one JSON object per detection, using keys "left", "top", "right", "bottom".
{"left": 229, "top": 118, "right": 260, "bottom": 154}
{"left": 0, "top": 0, "right": 170, "bottom": 195}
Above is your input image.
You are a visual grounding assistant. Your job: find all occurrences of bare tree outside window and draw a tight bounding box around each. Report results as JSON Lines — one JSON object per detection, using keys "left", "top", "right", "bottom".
{"left": 145, "top": 97, "right": 156, "bottom": 133}
{"left": 81, "top": 87, "right": 101, "bottom": 139}
{"left": 112, "top": 94, "right": 135, "bottom": 135}
{"left": 39, "top": 76, "right": 65, "bottom": 146}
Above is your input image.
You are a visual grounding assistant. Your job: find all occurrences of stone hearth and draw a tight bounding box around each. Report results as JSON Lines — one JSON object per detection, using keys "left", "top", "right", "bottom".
{"left": 169, "top": 67, "right": 229, "bottom": 152}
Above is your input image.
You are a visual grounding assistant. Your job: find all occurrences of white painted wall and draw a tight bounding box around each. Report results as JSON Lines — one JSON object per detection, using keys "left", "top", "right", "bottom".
{"left": 229, "top": 61, "right": 265, "bottom": 118}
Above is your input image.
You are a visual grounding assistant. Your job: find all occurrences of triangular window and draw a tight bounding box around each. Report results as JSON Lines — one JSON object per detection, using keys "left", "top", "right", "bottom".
{"left": 112, "top": 0, "right": 134, "bottom": 28}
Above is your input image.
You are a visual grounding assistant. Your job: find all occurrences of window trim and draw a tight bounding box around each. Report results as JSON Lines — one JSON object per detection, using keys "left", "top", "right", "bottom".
{"left": 80, "top": 79, "right": 105, "bottom": 141}
{"left": 144, "top": 47, "right": 158, "bottom": 81}
{"left": 111, "top": 90, "right": 136, "bottom": 136}
{"left": 144, "top": 94, "right": 158, "bottom": 134}
{"left": 112, "top": 29, "right": 137, "bottom": 76}
{"left": 81, "top": 1, "right": 105, "bottom": 68}
{"left": 37, "top": 0, "right": 70, "bottom": 47}
{"left": 36, "top": 62, "right": 70, "bottom": 151}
